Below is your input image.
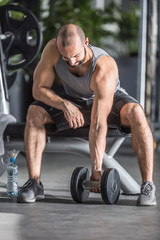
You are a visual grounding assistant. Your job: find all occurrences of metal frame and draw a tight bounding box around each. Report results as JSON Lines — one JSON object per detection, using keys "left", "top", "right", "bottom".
{"left": 0, "top": 26, "right": 10, "bottom": 114}
{"left": 157, "top": 0, "right": 160, "bottom": 126}
{"left": 137, "top": 0, "right": 148, "bottom": 108}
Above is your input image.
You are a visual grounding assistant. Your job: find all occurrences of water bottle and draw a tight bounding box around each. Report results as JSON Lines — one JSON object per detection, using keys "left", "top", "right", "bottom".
{"left": 7, "top": 152, "right": 18, "bottom": 196}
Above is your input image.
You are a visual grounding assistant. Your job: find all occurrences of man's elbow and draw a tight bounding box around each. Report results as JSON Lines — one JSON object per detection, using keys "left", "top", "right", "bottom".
{"left": 32, "top": 86, "right": 40, "bottom": 100}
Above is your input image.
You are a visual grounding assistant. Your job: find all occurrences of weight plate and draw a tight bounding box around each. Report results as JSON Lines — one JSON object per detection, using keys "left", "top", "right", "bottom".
{"left": 70, "top": 167, "right": 90, "bottom": 203}
{"left": 0, "top": 5, "right": 42, "bottom": 70}
{"left": 101, "top": 168, "right": 120, "bottom": 204}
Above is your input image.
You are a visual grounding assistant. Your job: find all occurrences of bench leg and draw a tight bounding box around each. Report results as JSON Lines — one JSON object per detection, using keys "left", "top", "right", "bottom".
{"left": 107, "top": 137, "right": 126, "bottom": 157}
{"left": 102, "top": 154, "right": 140, "bottom": 195}
{"left": 104, "top": 137, "right": 140, "bottom": 194}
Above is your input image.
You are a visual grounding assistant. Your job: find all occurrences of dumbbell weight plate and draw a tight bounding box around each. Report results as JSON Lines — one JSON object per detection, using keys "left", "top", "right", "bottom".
{"left": 0, "top": 5, "right": 42, "bottom": 70}
{"left": 101, "top": 168, "right": 120, "bottom": 204}
{"left": 70, "top": 167, "right": 90, "bottom": 203}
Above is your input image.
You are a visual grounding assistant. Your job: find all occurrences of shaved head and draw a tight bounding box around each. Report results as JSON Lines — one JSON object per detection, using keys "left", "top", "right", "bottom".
{"left": 56, "top": 24, "right": 85, "bottom": 47}
{"left": 56, "top": 24, "right": 88, "bottom": 69}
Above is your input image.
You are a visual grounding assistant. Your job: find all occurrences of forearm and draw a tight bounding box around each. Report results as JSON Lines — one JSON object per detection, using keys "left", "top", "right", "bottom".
{"left": 89, "top": 122, "right": 107, "bottom": 173}
{"left": 33, "top": 86, "right": 85, "bottom": 128}
{"left": 33, "top": 86, "right": 65, "bottom": 111}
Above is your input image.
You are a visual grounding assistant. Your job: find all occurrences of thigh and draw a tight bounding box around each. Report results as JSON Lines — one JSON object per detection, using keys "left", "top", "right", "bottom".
{"left": 107, "top": 89, "right": 140, "bottom": 128}
{"left": 31, "top": 101, "right": 66, "bottom": 130}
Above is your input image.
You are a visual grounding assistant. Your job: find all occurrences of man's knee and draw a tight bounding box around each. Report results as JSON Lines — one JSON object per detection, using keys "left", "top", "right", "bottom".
{"left": 120, "top": 103, "right": 145, "bottom": 126}
{"left": 26, "top": 105, "right": 48, "bottom": 127}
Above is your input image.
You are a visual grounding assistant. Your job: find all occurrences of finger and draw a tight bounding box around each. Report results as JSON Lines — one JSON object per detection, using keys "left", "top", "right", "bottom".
{"left": 75, "top": 115, "right": 84, "bottom": 128}
{"left": 95, "top": 187, "right": 100, "bottom": 193}
{"left": 72, "top": 120, "right": 78, "bottom": 129}
{"left": 90, "top": 187, "right": 94, "bottom": 193}
{"left": 68, "top": 120, "right": 73, "bottom": 128}
{"left": 79, "top": 113, "right": 84, "bottom": 125}
{"left": 77, "top": 119, "right": 84, "bottom": 128}
{"left": 74, "top": 117, "right": 82, "bottom": 128}
{"left": 80, "top": 117, "right": 85, "bottom": 127}
{"left": 90, "top": 187, "right": 99, "bottom": 193}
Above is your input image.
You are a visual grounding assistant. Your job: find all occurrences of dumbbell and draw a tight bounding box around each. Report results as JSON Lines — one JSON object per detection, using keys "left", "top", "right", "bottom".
{"left": 70, "top": 167, "right": 121, "bottom": 204}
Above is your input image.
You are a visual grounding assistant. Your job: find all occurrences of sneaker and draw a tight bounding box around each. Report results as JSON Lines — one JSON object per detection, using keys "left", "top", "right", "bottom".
{"left": 17, "top": 179, "right": 45, "bottom": 203}
{"left": 137, "top": 181, "right": 156, "bottom": 206}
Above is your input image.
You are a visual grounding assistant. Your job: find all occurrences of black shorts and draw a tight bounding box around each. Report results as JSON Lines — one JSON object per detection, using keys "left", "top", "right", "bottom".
{"left": 31, "top": 89, "right": 140, "bottom": 132}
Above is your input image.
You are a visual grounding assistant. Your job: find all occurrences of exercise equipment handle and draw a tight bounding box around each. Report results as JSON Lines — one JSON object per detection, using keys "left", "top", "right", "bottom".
{"left": 82, "top": 180, "right": 100, "bottom": 190}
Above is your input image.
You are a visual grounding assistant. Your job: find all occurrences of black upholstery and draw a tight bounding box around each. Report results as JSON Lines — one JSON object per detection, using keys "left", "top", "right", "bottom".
{"left": 3, "top": 122, "right": 131, "bottom": 140}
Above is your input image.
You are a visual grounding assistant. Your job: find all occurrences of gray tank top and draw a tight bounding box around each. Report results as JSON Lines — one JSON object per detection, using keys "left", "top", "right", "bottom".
{"left": 55, "top": 45, "right": 120, "bottom": 100}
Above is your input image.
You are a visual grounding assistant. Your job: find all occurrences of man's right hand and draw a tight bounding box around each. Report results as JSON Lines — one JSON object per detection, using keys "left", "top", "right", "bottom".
{"left": 63, "top": 100, "right": 85, "bottom": 129}
{"left": 90, "top": 171, "right": 101, "bottom": 193}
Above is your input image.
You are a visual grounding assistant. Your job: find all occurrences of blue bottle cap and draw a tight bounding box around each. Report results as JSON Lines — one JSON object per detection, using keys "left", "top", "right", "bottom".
{"left": 10, "top": 158, "right": 15, "bottom": 163}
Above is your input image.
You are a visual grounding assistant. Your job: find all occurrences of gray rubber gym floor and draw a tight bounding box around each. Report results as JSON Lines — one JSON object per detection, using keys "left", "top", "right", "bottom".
{"left": 0, "top": 141, "right": 159, "bottom": 240}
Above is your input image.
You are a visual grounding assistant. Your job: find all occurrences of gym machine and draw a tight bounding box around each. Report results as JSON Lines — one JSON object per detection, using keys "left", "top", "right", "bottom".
{"left": 0, "top": 4, "right": 140, "bottom": 204}
{"left": 137, "top": 0, "right": 159, "bottom": 149}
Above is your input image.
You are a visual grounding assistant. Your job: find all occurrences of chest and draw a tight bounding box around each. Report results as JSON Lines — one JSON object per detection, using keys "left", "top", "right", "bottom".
{"left": 68, "top": 62, "right": 91, "bottom": 77}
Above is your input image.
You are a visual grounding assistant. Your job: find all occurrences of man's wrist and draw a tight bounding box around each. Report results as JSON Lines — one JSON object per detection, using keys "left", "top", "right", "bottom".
{"left": 92, "top": 169, "right": 102, "bottom": 174}
{"left": 59, "top": 99, "right": 67, "bottom": 111}
{"left": 90, "top": 170, "right": 101, "bottom": 181}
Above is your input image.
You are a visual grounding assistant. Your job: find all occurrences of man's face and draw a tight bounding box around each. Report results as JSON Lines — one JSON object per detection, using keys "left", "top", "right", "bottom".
{"left": 63, "top": 47, "right": 86, "bottom": 68}
{"left": 57, "top": 36, "right": 87, "bottom": 68}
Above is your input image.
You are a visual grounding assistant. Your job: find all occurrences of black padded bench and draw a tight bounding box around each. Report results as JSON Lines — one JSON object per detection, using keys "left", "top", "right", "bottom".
{"left": 2, "top": 122, "right": 140, "bottom": 195}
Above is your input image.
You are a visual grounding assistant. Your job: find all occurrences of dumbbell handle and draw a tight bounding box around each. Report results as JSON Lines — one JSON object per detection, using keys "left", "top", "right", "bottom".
{"left": 82, "top": 180, "right": 100, "bottom": 190}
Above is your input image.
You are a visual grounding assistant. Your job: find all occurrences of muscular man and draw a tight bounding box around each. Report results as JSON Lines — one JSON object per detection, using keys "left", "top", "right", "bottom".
{"left": 17, "top": 24, "right": 156, "bottom": 206}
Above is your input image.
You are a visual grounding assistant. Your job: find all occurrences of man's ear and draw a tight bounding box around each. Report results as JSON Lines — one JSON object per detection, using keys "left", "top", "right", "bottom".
{"left": 85, "top": 37, "right": 89, "bottom": 46}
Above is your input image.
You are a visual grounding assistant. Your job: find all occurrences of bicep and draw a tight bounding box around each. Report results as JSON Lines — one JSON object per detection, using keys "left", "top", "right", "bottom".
{"left": 91, "top": 87, "right": 113, "bottom": 126}
{"left": 33, "top": 41, "right": 57, "bottom": 93}
{"left": 90, "top": 56, "right": 118, "bottom": 123}
{"left": 33, "top": 60, "right": 55, "bottom": 90}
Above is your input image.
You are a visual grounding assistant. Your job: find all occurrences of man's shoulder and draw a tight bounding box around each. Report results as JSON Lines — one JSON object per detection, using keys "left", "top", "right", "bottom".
{"left": 91, "top": 55, "right": 118, "bottom": 85}
{"left": 90, "top": 45, "right": 110, "bottom": 60}
{"left": 46, "top": 38, "right": 57, "bottom": 48}
{"left": 90, "top": 45, "right": 116, "bottom": 71}
{"left": 96, "top": 55, "right": 117, "bottom": 70}
{"left": 43, "top": 39, "right": 60, "bottom": 66}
